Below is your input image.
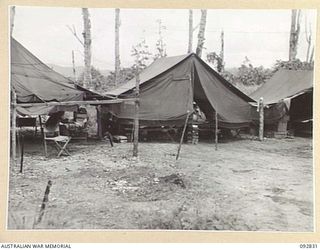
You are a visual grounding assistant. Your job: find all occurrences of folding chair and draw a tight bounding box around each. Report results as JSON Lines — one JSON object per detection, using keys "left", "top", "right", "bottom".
{"left": 43, "top": 124, "right": 71, "bottom": 157}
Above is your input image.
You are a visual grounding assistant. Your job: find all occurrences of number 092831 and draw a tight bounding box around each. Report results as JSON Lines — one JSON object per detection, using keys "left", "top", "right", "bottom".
{"left": 300, "top": 244, "right": 318, "bottom": 248}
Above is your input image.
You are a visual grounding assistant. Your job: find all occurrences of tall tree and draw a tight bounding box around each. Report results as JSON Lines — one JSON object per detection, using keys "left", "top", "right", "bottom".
{"left": 289, "top": 9, "right": 301, "bottom": 61}
{"left": 304, "top": 15, "right": 312, "bottom": 62}
{"left": 154, "top": 19, "right": 167, "bottom": 60}
{"left": 115, "top": 8, "right": 121, "bottom": 85}
{"left": 71, "top": 50, "right": 76, "bottom": 82}
{"left": 309, "top": 46, "right": 314, "bottom": 64}
{"left": 10, "top": 6, "right": 16, "bottom": 163}
{"left": 207, "top": 52, "right": 223, "bottom": 73}
{"left": 219, "top": 30, "right": 225, "bottom": 72}
{"left": 82, "top": 8, "right": 92, "bottom": 89}
{"left": 196, "top": 9, "right": 207, "bottom": 58}
{"left": 188, "top": 10, "right": 193, "bottom": 53}
{"left": 131, "top": 39, "right": 152, "bottom": 70}
{"left": 10, "top": 6, "right": 15, "bottom": 36}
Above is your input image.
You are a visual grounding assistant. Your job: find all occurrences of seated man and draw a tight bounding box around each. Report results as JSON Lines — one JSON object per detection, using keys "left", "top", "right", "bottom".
{"left": 193, "top": 103, "right": 206, "bottom": 123}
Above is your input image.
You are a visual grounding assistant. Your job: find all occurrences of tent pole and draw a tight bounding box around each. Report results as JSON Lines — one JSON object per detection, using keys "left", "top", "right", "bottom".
{"left": 259, "top": 97, "right": 264, "bottom": 141}
{"left": 133, "top": 70, "right": 140, "bottom": 157}
{"left": 215, "top": 110, "right": 218, "bottom": 150}
{"left": 38, "top": 115, "right": 46, "bottom": 156}
{"left": 11, "top": 91, "right": 17, "bottom": 165}
{"left": 176, "top": 111, "right": 191, "bottom": 161}
{"left": 97, "top": 105, "right": 103, "bottom": 139}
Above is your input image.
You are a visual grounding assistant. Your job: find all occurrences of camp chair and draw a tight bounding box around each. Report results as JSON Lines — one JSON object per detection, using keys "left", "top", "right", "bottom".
{"left": 43, "top": 124, "right": 71, "bottom": 157}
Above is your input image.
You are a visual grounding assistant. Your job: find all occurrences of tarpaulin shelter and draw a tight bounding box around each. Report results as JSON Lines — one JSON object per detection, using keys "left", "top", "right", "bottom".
{"left": 250, "top": 69, "right": 314, "bottom": 125}
{"left": 105, "top": 53, "right": 256, "bottom": 128}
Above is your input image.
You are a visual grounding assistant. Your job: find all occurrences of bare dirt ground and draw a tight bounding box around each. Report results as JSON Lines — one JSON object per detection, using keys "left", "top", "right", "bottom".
{"left": 7, "top": 136, "right": 313, "bottom": 231}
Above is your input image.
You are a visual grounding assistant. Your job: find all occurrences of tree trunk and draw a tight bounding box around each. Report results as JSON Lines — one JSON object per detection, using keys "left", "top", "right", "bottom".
{"left": 259, "top": 97, "right": 264, "bottom": 141}
{"left": 188, "top": 10, "right": 193, "bottom": 53}
{"left": 196, "top": 9, "right": 207, "bottom": 58}
{"left": 115, "top": 8, "right": 121, "bottom": 85}
{"left": 306, "top": 34, "right": 311, "bottom": 62}
{"left": 219, "top": 30, "right": 224, "bottom": 73}
{"left": 10, "top": 6, "right": 16, "bottom": 164}
{"left": 72, "top": 50, "right": 76, "bottom": 82}
{"left": 82, "top": 8, "right": 92, "bottom": 89}
{"left": 305, "top": 20, "right": 312, "bottom": 62}
{"left": 309, "top": 46, "right": 314, "bottom": 64}
{"left": 11, "top": 91, "right": 17, "bottom": 164}
{"left": 133, "top": 70, "right": 140, "bottom": 157}
{"left": 289, "top": 9, "right": 301, "bottom": 61}
{"left": 10, "top": 6, "right": 15, "bottom": 37}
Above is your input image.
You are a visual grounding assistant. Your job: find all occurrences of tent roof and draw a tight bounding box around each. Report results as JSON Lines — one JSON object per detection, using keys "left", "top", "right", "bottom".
{"left": 11, "top": 38, "right": 84, "bottom": 103}
{"left": 250, "top": 69, "right": 314, "bottom": 104}
{"left": 105, "top": 53, "right": 255, "bottom": 126}
{"left": 107, "top": 54, "right": 190, "bottom": 96}
{"left": 106, "top": 53, "right": 254, "bottom": 103}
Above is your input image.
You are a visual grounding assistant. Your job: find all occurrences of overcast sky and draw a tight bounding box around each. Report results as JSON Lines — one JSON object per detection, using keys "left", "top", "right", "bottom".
{"left": 12, "top": 7, "right": 317, "bottom": 71}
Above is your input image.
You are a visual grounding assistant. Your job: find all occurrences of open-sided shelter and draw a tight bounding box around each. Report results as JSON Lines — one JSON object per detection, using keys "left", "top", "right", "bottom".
{"left": 10, "top": 38, "right": 128, "bottom": 149}
{"left": 105, "top": 53, "right": 256, "bottom": 129}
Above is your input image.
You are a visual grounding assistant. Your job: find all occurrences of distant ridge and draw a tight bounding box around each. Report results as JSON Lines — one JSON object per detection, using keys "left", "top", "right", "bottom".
{"left": 48, "top": 64, "right": 112, "bottom": 78}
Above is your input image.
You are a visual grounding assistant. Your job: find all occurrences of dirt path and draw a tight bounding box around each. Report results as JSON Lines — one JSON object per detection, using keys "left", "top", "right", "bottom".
{"left": 8, "top": 137, "right": 313, "bottom": 231}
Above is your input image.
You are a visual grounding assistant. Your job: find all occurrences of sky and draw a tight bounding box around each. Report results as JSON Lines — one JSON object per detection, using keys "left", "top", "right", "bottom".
{"left": 12, "top": 7, "right": 317, "bottom": 71}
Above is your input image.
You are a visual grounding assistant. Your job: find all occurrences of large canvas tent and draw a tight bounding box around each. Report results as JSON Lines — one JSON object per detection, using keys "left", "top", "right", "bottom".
{"left": 106, "top": 53, "right": 256, "bottom": 128}
{"left": 250, "top": 69, "right": 313, "bottom": 125}
{"left": 11, "top": 38, "right": 104, "bottom": 116}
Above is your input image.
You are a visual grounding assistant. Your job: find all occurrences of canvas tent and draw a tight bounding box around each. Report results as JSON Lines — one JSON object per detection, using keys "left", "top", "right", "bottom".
{"left": 11, "top": 38, "right": 104, "bottom": 116}
{"left": 105, "top": 53, "right": 256, "bottom": 128}
{"left": 250, "top": 69, "right": 313, "bottom": 125}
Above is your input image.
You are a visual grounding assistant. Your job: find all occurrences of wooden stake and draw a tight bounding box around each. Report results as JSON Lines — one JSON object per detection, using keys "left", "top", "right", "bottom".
{"left": 176, "top": 111, "right": 191, "bottom": 161}
{"left": 11, "top": 91, "right": 17, "bottom": 164}
{"left": 36, "top": 180, "right": 52, "bottom": 225}
{"left": 259, "top": 97, "right": 264, "bottom": 141}
{"left": 20, "top": 134, "right": 24, "bottom": 173}
{"left": 133, "top": 71, "right": 140, "bottom": 157}
{"left": 215, "top": 110, "right": 218, "bottom": 151}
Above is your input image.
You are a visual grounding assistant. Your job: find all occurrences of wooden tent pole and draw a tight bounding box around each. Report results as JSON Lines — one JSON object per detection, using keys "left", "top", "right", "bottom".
{"left": 11, "top": 91, "right": 17, "bottom": 165}
{"left": 133, "top": 70, "right": 140, "bottom": 157}
{"left": 38, "top": 115, "right": 46, "bottom": 156}
{"left": 176, "top": 73, "right": 193, "bottom": 160}
{"left": 259, "top": 97, "right": 264, "bottom": 141}
{"left": 97, "top": 105, "right": 103, "bottom": 139}
{"left": 15, "top": 98, "right": 136, "bottom": 108}
{"left": 176, "top": 111, "right": 191, "bottom": 161}
{"left": 215, "top": 109, "right": 218, "bottom": 151}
